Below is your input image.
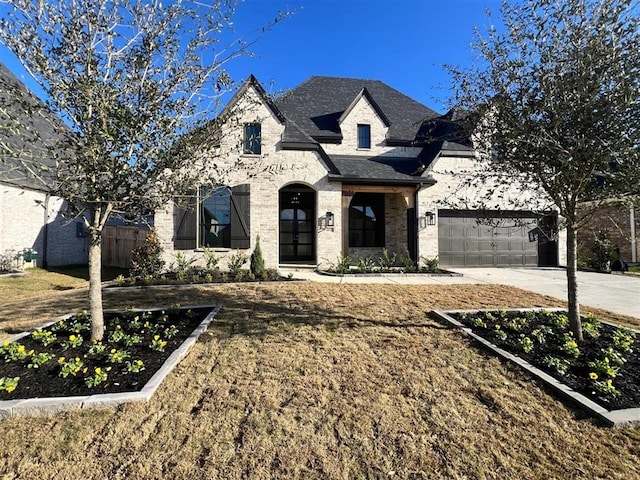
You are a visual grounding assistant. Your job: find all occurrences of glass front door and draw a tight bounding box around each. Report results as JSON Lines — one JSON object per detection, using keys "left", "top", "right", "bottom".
{"left": 279, "top": 187, "right": 316, "bottom": 263}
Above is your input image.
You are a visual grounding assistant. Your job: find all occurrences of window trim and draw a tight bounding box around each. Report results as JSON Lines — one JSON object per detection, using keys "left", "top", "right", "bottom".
{"left": 357, "top": 124, "right": 371, "bottom": 149}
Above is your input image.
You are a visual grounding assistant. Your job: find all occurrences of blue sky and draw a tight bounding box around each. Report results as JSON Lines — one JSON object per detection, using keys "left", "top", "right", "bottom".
{"left": 1, "top": 0, "right": 503, "bottom": 114}
{"left": 221, "top": 0, "right": 503, "bottom": 112}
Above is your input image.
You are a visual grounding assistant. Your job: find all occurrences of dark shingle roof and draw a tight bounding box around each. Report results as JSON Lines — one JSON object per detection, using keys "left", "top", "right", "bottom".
{"left": 0, "top": 62, "right": 69, "bottom": 191}
{"left": 328, "top": 155, "right": 435, "bottom": 186}
{"left": 275, "top": 76, "right": 440, "bottom": 144}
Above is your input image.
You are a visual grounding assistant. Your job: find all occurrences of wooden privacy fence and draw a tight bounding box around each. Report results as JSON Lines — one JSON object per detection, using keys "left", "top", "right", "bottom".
{"left": 102, "top": 226, "right": 150, "bottom": 269}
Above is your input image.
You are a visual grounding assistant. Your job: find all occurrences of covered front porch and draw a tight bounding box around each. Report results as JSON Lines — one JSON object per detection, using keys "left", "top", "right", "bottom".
{"left": 341, "top": 184, "right": 420, "bottom": 263}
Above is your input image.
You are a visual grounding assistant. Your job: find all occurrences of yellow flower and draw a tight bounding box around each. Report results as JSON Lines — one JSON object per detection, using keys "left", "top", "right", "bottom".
{"left": 589, "top": 372, "right": 598, "bottom": 380}
{"left": 58, "top": 357, "right": 65, "bottom": 364}
{"left": 75, "top": 357, "right": 80, "bottom": 362}
{"left": 116, "top": 325, "right": 121, "bottom": 330}
{"left": 95, "top": 367, "right": 102, "bottom": 374}
{"left": 6, "top": 384, "right": 16, "bottom": 393}
{"left": 607, "top": 379, "right": 613, "bottom": 387}
{"left": 154, "top": 335, "right": 160, "bottom": 341}
{"left": 69, "top": 335, "right": 76, "bottom": 342}
{"left": 111, "top": 349, "right": 116, "bottom": 353}
{"left": 3, "top": 341, "right": 9, "bottom": 348}
{"left": 17, "top": 345, "right": 25, "bottom": 352}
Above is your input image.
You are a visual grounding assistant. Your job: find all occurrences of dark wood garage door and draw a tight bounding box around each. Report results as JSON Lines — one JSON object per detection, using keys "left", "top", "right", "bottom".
{"left": 438, "top": 210, "right": 543, "bottom": 267}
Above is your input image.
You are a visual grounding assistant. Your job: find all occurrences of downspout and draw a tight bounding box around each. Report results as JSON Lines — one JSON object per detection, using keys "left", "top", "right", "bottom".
{"left": 42, "top": 192, "right": 49, "bottom": 268}
{"left": 631, "top": 204, "right": 637, "bottom": 263}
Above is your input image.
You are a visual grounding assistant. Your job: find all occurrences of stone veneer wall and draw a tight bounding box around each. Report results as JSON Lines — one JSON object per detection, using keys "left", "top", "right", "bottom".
{"left": 345, "top": 193, "right": 408, "bottom": 261}
{"left": 416, "top": 154, "right": 567, "bottom": 267}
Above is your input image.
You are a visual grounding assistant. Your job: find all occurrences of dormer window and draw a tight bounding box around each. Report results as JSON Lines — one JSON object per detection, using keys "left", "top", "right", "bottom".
{"left": 357, "top": 124, "right": 371, "bottom": 149}
{"left": 244, "top": 123, "right": 261, "bottom": 154}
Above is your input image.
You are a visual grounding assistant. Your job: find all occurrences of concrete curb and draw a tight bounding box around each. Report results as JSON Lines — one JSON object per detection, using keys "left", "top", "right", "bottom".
{"left": 0, "top": 304, "right": 221, "bottom": 417}
{"left": 432, "top": 308, "right": 640, "bottom": 428}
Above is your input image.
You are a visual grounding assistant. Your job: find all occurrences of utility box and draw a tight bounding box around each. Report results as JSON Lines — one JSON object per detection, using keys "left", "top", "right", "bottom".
{"left": 22, "top": 249, "right": 38, "bottom": 262}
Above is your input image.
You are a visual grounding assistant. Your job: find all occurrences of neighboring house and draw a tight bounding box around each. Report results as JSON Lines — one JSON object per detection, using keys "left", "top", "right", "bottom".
{"left": 155, "top": 75, "right": 565, "bottom": 269}
{"left": 0, "top": 62, "right": 87, "bottom": 267}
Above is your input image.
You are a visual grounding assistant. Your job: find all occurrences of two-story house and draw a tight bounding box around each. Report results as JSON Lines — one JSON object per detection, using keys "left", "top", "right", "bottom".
{"left": 155, "top": 75, "right": 564, "bottom": 270}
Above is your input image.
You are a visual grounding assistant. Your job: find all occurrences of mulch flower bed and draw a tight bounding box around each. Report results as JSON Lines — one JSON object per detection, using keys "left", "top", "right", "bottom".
{"left": 0, "top": 306, "right": 214, "bottom": 400}
{"left": 451, "top": 309, "right": 639, "bottom": 410}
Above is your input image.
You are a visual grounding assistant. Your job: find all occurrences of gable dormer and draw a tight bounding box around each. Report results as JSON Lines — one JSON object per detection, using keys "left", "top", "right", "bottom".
{"left": 215, "top": 75, "right": 286, "bottom": 158}
{"left": 336, "top": 88, "right": 390, "bottom": 153}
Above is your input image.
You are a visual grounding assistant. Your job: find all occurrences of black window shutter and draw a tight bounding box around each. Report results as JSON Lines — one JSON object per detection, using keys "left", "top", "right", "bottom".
{"left": 230, "top": 184, "right": 250, "bottom": 249}
{"left": 174, "top": 194, "right": 197, "bottom": 250}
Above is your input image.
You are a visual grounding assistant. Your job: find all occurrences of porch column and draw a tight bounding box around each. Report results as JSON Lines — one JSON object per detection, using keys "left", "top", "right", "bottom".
{"left": 342, "top": 191, "right": 355, "bottom": 258}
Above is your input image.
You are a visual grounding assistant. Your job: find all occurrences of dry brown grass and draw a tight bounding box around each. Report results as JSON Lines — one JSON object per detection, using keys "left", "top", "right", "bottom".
{"left": 1, "top": 281, "right": 639, "bottom": 479}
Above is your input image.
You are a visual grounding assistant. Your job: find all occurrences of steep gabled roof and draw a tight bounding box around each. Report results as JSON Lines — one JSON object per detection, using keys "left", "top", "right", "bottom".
{"left": 217, "top": 74, "right": 286, "bottom": 125}
{"left": 0, "top": 62, "right": 70, "bottom": 191}
{"left": 338, "top": 87, "right": 390, "bottom": 127}
{"left": 274, "top": 76, "right": 440, "bottom": 144}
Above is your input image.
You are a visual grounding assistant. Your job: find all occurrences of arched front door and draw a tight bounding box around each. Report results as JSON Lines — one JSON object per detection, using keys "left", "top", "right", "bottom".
{"left": 279, "top": 184, "right": 316, "bottom": 263}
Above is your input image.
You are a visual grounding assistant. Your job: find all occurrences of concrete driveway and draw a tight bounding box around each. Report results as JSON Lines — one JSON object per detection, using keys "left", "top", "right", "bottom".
{"left": 450, "top": 268, "right": 640, "bottom": 319}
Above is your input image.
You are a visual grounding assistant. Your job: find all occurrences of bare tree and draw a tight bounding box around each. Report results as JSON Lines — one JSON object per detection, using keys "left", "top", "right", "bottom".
{"left": 447, "top": 0, "right": 640, "bottom": 341}
{"left": 0, "top": 0, "right": 286, "bottom": 341}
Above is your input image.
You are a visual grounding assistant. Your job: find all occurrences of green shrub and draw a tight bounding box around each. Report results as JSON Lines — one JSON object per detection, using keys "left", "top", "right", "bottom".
{"left": 129, "top": 229, "right": 165, "bottom": 279}
{"left": 398, "top": 248, "right": 417, "bottom": 272}
{"left": 355, "top": 254, "right": 375, "bottom": 273}
{"left": 421, "top": 256, "right": 439, "bottom": 273}
{"left": 250, "top": 236, "right": 266, "bottom": 279}
{"left": 228, "top": 251, "right": 248, "bottom": 280}
{"left": 326, "top": 255, "right": 351, "bottom": 274}
{"left": 173, "top": 252, "right": 196, "bottom": 281}
{"left": 202, "top": 247, "right": 220, "bottom": 272}
{"left": 377, "top": 248, "right": 397, "bottom": 271}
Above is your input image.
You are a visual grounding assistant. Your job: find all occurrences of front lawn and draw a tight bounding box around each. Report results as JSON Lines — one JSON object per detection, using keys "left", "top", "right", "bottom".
{"left": 0, "top": 282, "right": 639, "bottom": 479}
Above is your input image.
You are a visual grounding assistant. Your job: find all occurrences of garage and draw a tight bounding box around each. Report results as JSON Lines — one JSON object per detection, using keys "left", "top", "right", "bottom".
{"left": 437, "top": 210, "right": 557, "bottom": 267}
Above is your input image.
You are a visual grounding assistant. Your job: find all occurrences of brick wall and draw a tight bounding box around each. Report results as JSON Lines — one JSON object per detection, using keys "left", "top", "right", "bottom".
{"left": 0, "top": 183, "right": 87, "bottom": 267}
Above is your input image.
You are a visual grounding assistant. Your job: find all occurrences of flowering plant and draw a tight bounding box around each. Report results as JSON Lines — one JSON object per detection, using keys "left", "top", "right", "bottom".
{"left": 84, "top": 367, "right": 110, "bottom": 388}
{"left": 150, "top": 335, "right": 167, "bottom": 352}
{"left": 59, "top": 357, "right": 84, "bottom": 378}
{"left": 0, "top": 376, "right": 20, "bottom": 393}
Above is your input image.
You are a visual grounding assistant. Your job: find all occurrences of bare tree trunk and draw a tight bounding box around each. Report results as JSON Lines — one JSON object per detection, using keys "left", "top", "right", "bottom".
{"left": 566, "top": 221, "right": 583, "bottom": 342}
{"left": 89, "top": 231, "right": 104, "bottom": 342}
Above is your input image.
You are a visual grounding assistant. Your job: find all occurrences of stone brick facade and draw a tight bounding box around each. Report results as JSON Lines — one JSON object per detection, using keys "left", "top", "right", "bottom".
{"left": 155, "top": 76, "right": 565, "bottom": 271}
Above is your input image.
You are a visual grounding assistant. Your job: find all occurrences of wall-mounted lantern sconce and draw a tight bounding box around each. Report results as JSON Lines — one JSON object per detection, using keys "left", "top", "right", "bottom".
{"left": 326, "top": 211, "right": 335, "bottom": 228}
{"left": 419, "top": 211, "right": 436, "bottom": 229}
{"left": 319, "top": 212, "right": 335, "bottom": 231}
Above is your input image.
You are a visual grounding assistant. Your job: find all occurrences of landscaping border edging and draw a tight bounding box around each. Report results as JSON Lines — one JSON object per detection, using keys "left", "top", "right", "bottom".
{"left": 0, "top": 304, "right": 221, "bottom": 418}
{"left": 316, "top": 270, "right": 462, "bottom": 278}
{"left": 432, "top": 308, "right": 640, "bottom": 428}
